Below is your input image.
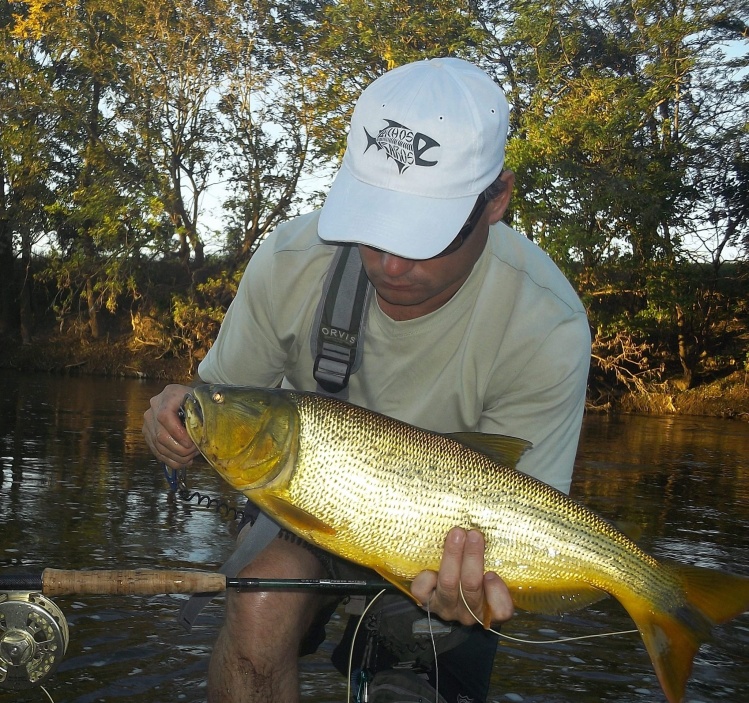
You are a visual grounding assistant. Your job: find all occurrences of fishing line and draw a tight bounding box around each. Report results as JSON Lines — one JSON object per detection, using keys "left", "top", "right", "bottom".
{"left": 346, "top": 588, "right": 386, "bottom": 703}
{"left": 343, "top": 591, "right": 444, "bottom": 703}
{"left": 41, "top": 685, "right": 55, "bottom": 703}
{"left": 425, "top": 593, "right": 440, "bottom": 703}
{"left": 176, "top": 487, "right": 244, "bottom": 521}
{"left": 458, "top": 584, "right": 638, "bottom": 644}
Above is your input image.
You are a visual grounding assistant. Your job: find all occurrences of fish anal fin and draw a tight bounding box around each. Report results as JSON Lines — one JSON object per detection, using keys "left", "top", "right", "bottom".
{"left": 510, "top": 582, "right": 608, "bottom": 615}
{"left": 481, "top": 593, "right": 495, "bottom": 629}
{"left": 448, "top": 433, "right": 532, "bottom": 469}
{"left": 260, "top": 495, "right": 337, "bottom": 537}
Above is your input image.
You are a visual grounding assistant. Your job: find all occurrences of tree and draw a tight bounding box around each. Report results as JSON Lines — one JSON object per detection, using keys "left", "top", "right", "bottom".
{"left": 1, "top": 0, "right": 62, "bottom": 340}
{"left": 274, "top": 0, "right": 486, "bottom": 159}
{"left": 215, "top": 1, "right": 315, "bottom": 262}
{"left": 119, "top": 0, "right": 237, "bottom": 269}
{"left": 6, "top": 0, "right": 167, "bottom": 339}
{"left": 476, "top": 0, "right": 749, "bottom": 386}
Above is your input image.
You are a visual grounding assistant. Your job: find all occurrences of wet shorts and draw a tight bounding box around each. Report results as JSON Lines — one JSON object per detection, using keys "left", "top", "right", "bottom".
{"left": 237, "top": 499, "right": 342, "bottom": 579}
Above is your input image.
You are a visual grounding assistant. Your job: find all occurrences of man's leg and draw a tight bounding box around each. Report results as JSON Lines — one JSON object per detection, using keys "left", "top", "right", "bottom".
{"left": 430, "top": 627, "right": 499, "bottom": 703}
{"left": 207, "top": 535, "right": 334, "bottom": 703}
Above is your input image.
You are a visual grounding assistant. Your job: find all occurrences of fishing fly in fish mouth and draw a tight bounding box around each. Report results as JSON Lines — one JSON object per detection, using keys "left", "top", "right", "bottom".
{"left": 181, "top": 383, "right": 749, "bottom": 703}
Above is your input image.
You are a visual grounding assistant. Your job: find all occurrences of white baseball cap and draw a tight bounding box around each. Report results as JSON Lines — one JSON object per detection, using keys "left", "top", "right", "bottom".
{"left": 318, "top": 57, "right": 510, "bottom": 259}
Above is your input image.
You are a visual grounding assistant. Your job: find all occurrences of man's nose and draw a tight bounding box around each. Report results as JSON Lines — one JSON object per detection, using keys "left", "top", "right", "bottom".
{"left": 379, "top": 252, "right": 415, "bottom": 276}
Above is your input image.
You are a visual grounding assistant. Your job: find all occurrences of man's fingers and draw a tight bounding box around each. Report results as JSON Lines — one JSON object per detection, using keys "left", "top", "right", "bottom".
{"left": 483, "top": 572, "right": 514, "bottom": 625}
{"left": 153, "top": 385, "right": 195, "bottom": 448}
{"left": 437, "top": 527, "right": 467, "bottom": 594}
{"left": 410, "top": 569, "right": 438, "bottom": 606}
{"left": 461, "top": 529, "right": 486, "bottom": 595}
{"left": 142, "top": 384, "right": 199, "bottom": 469}
{"left": 409, "top": 527, "right": 515, "bottom": 628}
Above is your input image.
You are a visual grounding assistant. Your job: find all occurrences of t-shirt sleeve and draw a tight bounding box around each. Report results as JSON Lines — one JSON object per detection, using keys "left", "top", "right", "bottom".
{"left": 197, "top": 239, "right": 286, "bottom": 387}
{"left": 478, "top": 311, "right": 590, "bottom": 494}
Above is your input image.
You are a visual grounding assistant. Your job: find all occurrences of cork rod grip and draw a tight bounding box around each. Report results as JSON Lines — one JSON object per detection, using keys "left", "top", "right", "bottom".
{"left": 41, "top": 568, "right": 226, "bottom": 596}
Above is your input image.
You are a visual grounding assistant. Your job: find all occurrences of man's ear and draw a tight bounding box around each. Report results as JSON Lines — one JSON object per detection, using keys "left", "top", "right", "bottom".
{"left": 486, "top": 170, "right": 515, "bottom": 225}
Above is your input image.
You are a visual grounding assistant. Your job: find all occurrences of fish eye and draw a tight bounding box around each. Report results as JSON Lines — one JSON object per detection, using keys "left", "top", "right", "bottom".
{"left": 211, "top": 391, "right": 224, "bottom": 404}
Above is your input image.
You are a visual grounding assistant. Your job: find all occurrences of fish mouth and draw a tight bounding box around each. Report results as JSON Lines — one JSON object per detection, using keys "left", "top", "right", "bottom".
{"left": 180, "top": 392, "right": 203, "bottom": 430}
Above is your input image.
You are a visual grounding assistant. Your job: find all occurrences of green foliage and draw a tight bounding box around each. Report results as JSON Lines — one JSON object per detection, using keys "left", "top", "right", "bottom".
{"left": 1, "top": 0, "right": 747, "bottom": 397}
{"left": 301, "top": 0, "right": 487, "bottom": 159}
{"left": 169, "top": 269, "right": 243, "bottom": 374}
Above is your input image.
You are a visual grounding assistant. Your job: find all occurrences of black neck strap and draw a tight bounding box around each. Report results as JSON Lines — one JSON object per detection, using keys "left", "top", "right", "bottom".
{"left": 311, "top": 245, "right": 373, "bottom": 398}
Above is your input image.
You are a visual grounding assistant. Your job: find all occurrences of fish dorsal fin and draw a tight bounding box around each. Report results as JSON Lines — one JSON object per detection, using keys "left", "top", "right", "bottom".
{"left": 447, "top": 432, "right": 532, "bottom": 469}
{"left": 611, "top": 519, "right": 644, "bottom": 544}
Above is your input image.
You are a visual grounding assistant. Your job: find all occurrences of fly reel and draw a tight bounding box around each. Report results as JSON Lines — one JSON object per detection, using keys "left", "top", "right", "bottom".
{"left": 0, "top": 591, "right": 68, "bottom": 690}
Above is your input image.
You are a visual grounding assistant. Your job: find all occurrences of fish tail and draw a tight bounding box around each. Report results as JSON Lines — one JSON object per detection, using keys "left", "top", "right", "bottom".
{"left": 671, "top": 564, "right": 749, "bottom": 625}
{"left": 626, "top": 565, "right": 749, "bottom": 703}
{"left": 363, "top": 127, "right": 379, "bottom": 153}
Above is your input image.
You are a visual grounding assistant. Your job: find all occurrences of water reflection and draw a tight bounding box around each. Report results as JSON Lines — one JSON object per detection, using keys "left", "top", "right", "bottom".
{"left": 1, "top": 372, "right": 748, "bottom": 702}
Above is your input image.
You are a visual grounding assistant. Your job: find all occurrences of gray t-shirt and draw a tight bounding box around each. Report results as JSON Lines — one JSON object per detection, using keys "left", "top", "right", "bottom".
{"left": 199, "top": 210, "right": 590, "bottom": 493}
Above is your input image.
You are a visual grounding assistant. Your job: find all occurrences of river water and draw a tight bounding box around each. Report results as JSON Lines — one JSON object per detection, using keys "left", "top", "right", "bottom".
{"left": 0, "top": 372, "right": 748, "bottom": 703}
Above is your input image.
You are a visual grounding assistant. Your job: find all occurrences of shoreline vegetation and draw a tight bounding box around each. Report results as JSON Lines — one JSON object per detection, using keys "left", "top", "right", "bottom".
{"left": 2, "top": 1, "right": 747, "bottom": 428}
{"left": 4, "top": 4, "right": 748, "bottom": 427}
{"left": 4, "top": 329, "right": 749, "bottom": 421}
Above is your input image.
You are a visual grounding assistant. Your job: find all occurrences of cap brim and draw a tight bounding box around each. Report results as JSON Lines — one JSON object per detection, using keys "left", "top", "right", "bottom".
{"left": 318, "top": 160, "right": 478, "bottom": 260}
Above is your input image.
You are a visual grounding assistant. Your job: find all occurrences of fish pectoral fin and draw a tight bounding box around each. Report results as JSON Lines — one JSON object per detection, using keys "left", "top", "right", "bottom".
{"left": 510, "top": 582, "right": 609, "bottom": 615}
{"left": 446, "top": 433, "right": 532, "bottom": 469}
{"left": 373, "top": 567, "right": 416, "bottom": 601}
{"left": 261, "top": 495, "right": 337, "bottom": 536}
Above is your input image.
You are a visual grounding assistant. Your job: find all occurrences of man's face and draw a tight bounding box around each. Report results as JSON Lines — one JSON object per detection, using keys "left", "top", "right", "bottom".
{"left": 358, "top": 207, "right": 491, "bottom": 321}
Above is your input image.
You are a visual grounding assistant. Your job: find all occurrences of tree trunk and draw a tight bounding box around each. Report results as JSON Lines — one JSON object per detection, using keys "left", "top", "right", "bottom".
{"left": 0, "top": 225, "right": 15, "bottom": 336}
{"left": 0, "top": 167, "right": 16, "bottom": 335}
{"left": 86, "top": 276, "right": 100, "bottom": 340}
{"left": 19, "top": 231, "right": 33, "bottom": 345}
{"left": 675, "top": 303, "right": 693, "bottom": 389}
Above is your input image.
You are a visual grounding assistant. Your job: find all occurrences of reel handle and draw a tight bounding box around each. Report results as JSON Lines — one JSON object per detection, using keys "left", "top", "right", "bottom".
{"left": 41, "top": 568, "right": 226, "bottom": 596}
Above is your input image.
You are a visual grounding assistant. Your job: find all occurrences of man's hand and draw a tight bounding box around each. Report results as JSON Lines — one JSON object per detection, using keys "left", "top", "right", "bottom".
{"left": 142, "top": 383, "right": 200, "bottom": 469}
{"left": 410, "top": 527, "right": 513, "bottom": 628}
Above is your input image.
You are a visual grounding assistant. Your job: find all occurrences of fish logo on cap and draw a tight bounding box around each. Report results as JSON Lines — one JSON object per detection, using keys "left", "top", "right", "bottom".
{"left": 363, "top": 119, "right": 440, "bottom": 174}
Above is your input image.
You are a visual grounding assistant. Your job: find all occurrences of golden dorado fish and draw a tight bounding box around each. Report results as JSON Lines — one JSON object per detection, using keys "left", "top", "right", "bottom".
{"left": 181, "top": 384, "right": 749, "bottom": 703}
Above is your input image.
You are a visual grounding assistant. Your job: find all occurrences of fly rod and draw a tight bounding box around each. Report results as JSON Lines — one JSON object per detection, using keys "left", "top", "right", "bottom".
{"left": 0, "top": 570, "right": 395, "bottom": 691}
{"left": 0, "top": 568, "right": 396, "bottom": 596}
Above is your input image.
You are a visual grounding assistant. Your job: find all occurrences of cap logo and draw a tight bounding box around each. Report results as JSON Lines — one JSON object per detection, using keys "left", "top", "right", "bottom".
{"left": 363, "top": 119, "right": 439, "bottom": 174}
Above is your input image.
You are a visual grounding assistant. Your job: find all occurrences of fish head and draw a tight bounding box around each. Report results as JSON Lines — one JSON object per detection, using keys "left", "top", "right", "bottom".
{"left": 181, "top": 385, "right": 298, "bottom": 492}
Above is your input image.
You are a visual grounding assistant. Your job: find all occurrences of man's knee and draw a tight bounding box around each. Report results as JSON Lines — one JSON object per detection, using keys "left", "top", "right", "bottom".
{"left": 221, "top": 538, "right": 330, "bottom": 656}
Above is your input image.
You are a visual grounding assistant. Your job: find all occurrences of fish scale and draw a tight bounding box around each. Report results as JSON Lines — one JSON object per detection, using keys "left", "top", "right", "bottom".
{"left": 182, "top": 384, "right": 749, "bottom": 703}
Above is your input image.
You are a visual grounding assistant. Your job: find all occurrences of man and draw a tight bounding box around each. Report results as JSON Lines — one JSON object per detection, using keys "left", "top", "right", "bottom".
{"left": 143, "top": 57, "right": 590, "bottom": 703}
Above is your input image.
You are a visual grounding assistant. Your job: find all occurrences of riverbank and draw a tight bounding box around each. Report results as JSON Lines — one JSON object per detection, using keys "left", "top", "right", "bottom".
{"left": 3, "top": 331, "right": 749, "bottom": 419}
{"left": 1, "top": 333, "right": 193, "bottom": 381}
